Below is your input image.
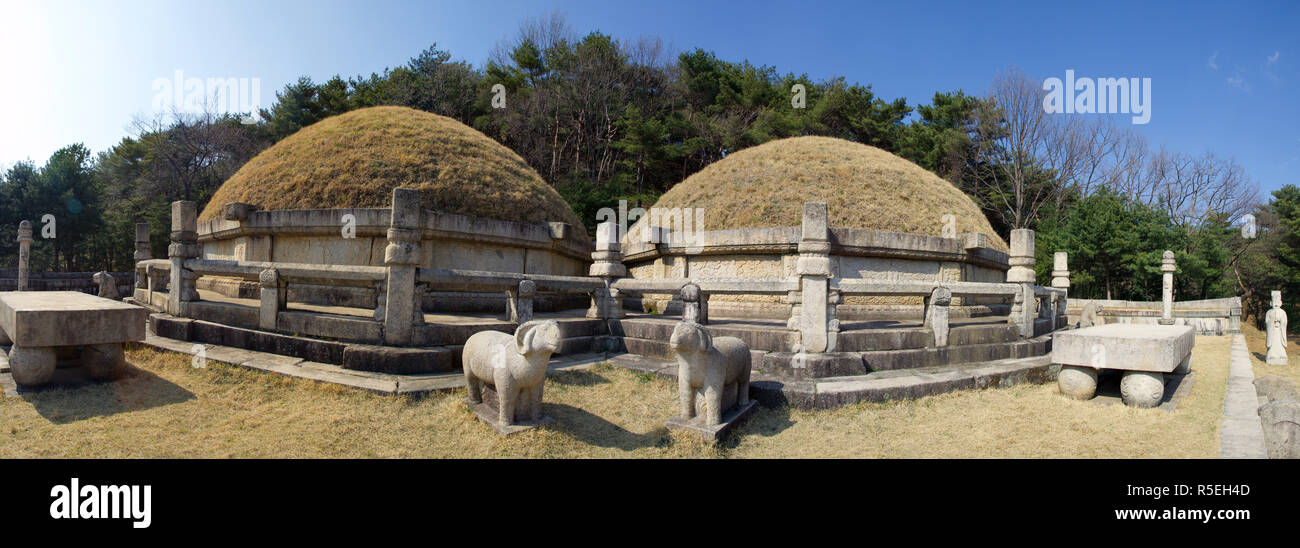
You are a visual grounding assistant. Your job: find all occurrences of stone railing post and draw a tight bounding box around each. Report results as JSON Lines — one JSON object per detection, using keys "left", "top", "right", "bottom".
{"left": 16, "top": 220, "right": 32, "bottom": 290}
{"left": 793, "top": 202, "right": 834, "bottom": 353}
{"left": 506, "top": 279, "right": 536, "bottom": 324}
{"left": 383, "top": 188, "right": 422, "bottom": 346}
{"left": 258, "top": 268, "right": 285, "bottom": 331}
{"left": 1159, "top": 250, "right": 1176, "bottom": 325}
{"left": 134, "top": 222, "right": 151, "bottom": 289}
{"left": 681, "top": 283, "right": 708, "bottom": 324}
{"left": 167, "top": 201, "right": 200, "bottom": 315}
{"left": 587, "top": 221, "right": 626, "bottom": 319}
{"left": 1229, "top": 299, "right": 1242, "bottom": 334}
{"left": 1007, "top": 228, "right": 1036, "bottom": 338}
{"left": 1051, "top": 251, "right": 1069, "bottom": 329}
{"left": 925, "top": 287, "right": 952, "bottom": 347}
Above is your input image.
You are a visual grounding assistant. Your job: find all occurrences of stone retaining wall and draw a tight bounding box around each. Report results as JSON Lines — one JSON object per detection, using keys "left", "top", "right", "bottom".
{"left": 0, "top": 270, "right": 134, "bottom": 296}
{"left": 195, "top": 205, "right": 593, "bottom": 313}
{"left": 622, "top": 226, "right": 1011, "bottom": 320}
{"left": 1067, "top": 297, "right": 1242, "bottom": 334}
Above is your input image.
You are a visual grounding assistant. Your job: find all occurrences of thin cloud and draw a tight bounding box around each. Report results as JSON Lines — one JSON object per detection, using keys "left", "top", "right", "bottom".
{"left": 1208, "top": 52, "right": 1219, "bottom": 70}
{"left": 1268, "top": 50, "right": 1280, "bottom": 65}
{"left": 1227, "top": 72, "right": 1250, "bottom": 92}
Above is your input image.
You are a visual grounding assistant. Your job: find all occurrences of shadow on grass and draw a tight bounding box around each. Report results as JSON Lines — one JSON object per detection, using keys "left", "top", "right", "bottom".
{"left": 1089, "top": 369, "right": 1189, "bottom": 410}
{"left": 543, "top": 403, "right": 669, "bottom": 450}
{"left": 547, "top": 370, "right": 611, "bottom": 387}
{"left": 19, "top": 362, "right": 195, "bottom": 424}
{"left": 721, "top": 403, "right": 796, "bottom": 448}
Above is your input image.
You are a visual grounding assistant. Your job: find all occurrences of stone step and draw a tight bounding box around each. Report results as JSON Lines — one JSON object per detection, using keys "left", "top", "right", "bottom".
{"left": 621, "top": 330, "right": 1052, "bottom": 379}
{"left": 615, "top": 316, "right": 1024, "bottom": 355}
{"left": 150, "top": 313, "right": 601, "bottom": 375}
{"left": 837, "top": 322, "right": 1020, "bottom": 351}
{"left": 857, "top": 335, "right": 1052, "bottom": 372}
{"left": 797, "top": 355, "right": 1058, "bottom": 409}
{"left": 605, "top": 352, "right": 1059, "bottom": 411}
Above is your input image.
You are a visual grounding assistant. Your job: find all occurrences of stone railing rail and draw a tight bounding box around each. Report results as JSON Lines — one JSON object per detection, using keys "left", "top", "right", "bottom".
{"left": 185, "top": 259, "right": 386, "bottom": 286}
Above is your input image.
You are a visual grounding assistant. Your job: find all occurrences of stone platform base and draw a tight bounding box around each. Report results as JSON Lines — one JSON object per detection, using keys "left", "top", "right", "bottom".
{"left": 0, "top": 347, "right": 127, "bottom": 398}
{"left": 469, "top": 401, "right": 555, "bottom": 436}
{"left": 667, "top": 400, "right": 758, "bottom": 441}
{"left": 467, "top": 385, "right": 556, "bottom": 435}
{"left": 610, "top": 352, "right": 1058, "bottom": 410}
{"left": 139, "top": 332, "right": 601, "bottom": 395}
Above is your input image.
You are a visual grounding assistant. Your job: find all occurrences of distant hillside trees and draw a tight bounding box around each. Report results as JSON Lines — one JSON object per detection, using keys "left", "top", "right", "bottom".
{"left": 1, "top": 13, "right": 1278, "bottom": 328}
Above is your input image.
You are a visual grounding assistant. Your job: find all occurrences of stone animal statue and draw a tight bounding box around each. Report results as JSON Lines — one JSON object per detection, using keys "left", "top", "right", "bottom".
{"left": 93, "top": 271, "right": 120, "bottom": 300}
{"left": 669, "top": 321, "right": 752, "bottom": 426}
{"left": 462, "top": 320, "right": 562, "bottom": 425}
{"left": 1079, "top": 301, "right": 1103, "bottom": 328}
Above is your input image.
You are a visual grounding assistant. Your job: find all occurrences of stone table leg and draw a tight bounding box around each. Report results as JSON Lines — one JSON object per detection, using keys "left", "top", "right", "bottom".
{"left": 1058, "top": 365, "right": 1098, "bottom": 400}
{"left": 9, "top": 345, "right": 57, "bottom": 387}
{"left": 1121, "top": 371, "right": 1165, "bottom": 408}
{"left": 82, "top": 343, "right": 126, "bottom": 379}
{"left": 1174, "top": 354, "right": 1191, "bottom": 375}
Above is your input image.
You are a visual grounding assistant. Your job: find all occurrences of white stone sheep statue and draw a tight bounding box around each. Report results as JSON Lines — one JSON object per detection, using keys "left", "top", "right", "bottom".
{"left": 669, "top": 321, "right": 752, "bottom": 426}
{"left": 93, "top": 271, "right": 120, "bottom": 300}
{"left": 462, "top": 320, "right": 562, "bottom": 425}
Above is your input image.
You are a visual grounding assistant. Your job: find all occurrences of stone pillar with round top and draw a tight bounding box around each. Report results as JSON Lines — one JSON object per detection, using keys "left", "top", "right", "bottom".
{"left": 1006, "top": 229, "right": 1036, "bottom": 339}
{"left": 1159, "top": 250, "right": 1176, "bottom": 325}
{"left": 16, "top": 220, "right": 33, "bottom": 291}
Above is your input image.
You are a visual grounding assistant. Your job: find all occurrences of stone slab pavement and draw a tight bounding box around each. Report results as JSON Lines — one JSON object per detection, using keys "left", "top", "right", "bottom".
{"left": 1220, "top": 334, "right": 1266, "bottom": 458}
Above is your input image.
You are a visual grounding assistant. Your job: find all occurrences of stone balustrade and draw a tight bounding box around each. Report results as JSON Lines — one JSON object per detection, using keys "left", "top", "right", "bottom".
{"left": 135, "top": 198, "right": 1072, "bottom": 354}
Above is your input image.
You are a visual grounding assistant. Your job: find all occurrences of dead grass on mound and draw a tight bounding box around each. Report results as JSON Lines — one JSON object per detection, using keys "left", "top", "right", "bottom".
{"left": 1242, "top": 322, "right": 1300, "bottom": 387}
{"left": 198, "top": 106, "right": 584, "bottom": 235}
{"left": 633, "top": 136, "right": 1007, "bottom": 252}
{"left": 1, "top": 337, "right": 1229, "bottom": 458}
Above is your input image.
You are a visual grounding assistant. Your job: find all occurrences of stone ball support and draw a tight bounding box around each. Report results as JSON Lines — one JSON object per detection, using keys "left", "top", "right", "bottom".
{"left": 1120, "top": 371, "right": 1165, "bottom": 408}
{"left": 1058, "top": 365, "right": 1098, "bottom": 400}
{"left": 9, "top": 345, "right": 57, "bottom": 386}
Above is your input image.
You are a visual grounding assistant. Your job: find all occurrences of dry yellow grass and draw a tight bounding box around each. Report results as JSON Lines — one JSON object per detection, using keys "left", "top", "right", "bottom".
{"left": 632, "top": 136, "right": 1007, "bottom": 252}
{"left": 1242, "top": 322, "right": 1300, "bottom": 387}
{"left": 737, "top": 336, "right": 1230, "bottom": 458}
{"left": 197, "top": 106, "right": 585, "bottom": 235}
{"left": 1, "top": 336, "right": 1230, "bottom": 458}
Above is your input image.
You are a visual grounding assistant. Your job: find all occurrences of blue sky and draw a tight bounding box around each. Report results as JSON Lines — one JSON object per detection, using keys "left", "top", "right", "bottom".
{"left": 1, "top": 0, "right": 1296, "bottom": 196}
